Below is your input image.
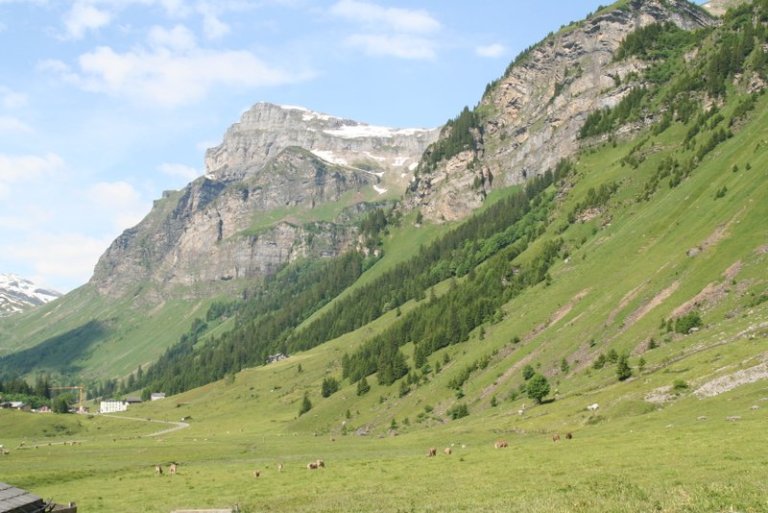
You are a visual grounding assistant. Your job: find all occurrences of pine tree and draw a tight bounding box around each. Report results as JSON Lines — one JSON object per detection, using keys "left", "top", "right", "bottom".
{"left": 298, "top": 393, "right": 312, "bottom": 416}
{"left": 617, "top": 353, "right": 632, "bottom": 381}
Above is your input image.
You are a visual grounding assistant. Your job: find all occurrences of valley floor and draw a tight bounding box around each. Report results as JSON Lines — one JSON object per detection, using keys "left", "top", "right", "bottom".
{"left": 2, "top": 383, "right": 766, "bottom": 513}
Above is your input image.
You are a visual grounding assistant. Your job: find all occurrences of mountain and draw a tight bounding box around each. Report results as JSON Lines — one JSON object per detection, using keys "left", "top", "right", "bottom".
{"left": 408, "top": 0, "right": 713, "bottom": 222}
{"left": 0, "top": 274, "right": 61, "bottom": 317}
{"left": 90, "top": 103, "right": 438, "bottom": 299}
{"left": 4, "top": 2, "right": 768, "bottom": 510}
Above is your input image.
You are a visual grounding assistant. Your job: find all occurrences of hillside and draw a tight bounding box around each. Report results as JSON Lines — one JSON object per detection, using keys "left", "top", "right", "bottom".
{"left": 0, "top": 105, "right": 437, "bottom": 382}
{"left": 1, "top": 1, "right": 767, "bottom": 512}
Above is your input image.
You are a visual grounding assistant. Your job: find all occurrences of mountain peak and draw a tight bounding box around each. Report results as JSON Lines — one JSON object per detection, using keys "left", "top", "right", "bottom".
{"left": 205, "top": 102, "right": 438, "bottom": 183}
{"left": 0, "top": 273, "right": 61, "bottom": 316}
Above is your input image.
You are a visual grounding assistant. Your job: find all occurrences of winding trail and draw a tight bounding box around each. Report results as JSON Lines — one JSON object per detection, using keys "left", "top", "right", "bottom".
{"left": 101, "top": 414, "right": 190, "bottom": 437}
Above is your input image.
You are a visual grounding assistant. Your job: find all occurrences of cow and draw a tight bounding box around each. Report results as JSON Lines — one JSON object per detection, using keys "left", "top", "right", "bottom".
{"left": 253, "top": 470, "right": 261, "bottom": 478}
{"left": 427, "top": 447, "right": 437, "bottom": 457}
{"left": 277, "top": 463, "right": 284, "bottom": 473}
{"left": 565, "top": 432, "right": 573, "bottom": 440}
{"left": 307, "top": 462, "right": 318, "bottom": 470}
{"left": 155, "top": 465, "right": 163, "bottom": 476}
{"left": 444, "top": 447, "right": 452, "bottom": 455}
{"left": 169, "top": 463, "right": 177, "bottom": 475}
{"left": 494, "top": 440, "right": 508, "bottom": 449}
{"left": 552, "top": 434, "right": 560, "bottom": 442}
{"left": 587, "top": 403, "right": 599, "bottom": 412}
{"left": 316, "top": 459, "right": 325, "bottom": 468}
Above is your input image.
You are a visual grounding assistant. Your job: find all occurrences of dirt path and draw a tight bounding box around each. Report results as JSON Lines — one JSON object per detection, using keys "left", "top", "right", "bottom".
{"left": 101, "top": 414, "right": 190, "bottom": 437}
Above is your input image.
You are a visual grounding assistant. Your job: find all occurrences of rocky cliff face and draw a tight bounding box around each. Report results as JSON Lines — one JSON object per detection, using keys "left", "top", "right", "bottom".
{"left": 91, "top": 104, "right": 437, "bottom": 298}
{"left": 408, "top": 0, "right": 713, "bottom": 222}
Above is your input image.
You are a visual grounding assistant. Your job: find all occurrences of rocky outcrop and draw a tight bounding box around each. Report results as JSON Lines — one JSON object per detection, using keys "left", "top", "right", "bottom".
{"left": 408, "top": 0, "right": 714, "bottom": 222}
{"left": 91, "top": 105, "right": 437, "bottom": 298}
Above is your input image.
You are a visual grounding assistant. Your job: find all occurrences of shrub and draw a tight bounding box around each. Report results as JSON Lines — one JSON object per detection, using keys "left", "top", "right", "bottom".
{"left": 674, "top": 312, "right": 702, "bottom": 334}
{"left": 447, "top": 403, "right": 469, "bottom": 420}
{"left": 522, "top": 364, "right": 535, "bottom": 381}
{"left": 672, "top": 379, "right": 689, "bottom": 392}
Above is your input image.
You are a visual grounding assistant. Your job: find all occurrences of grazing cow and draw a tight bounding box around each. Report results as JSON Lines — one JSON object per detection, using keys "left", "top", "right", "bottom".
{"left": 444, "top": 447, "right": 452, "bottom": 455}
{"left": 277, "top": 463, "right": 284, "bottom": 473}
{"left": 155, "top": 465, "right": 163, "bottom": 476}
{"left": 587, "top": 403, "right": 599, "bottom": 412}
{"left": 253, "top": 470, "right": 261, "bottom": 478}
{"left": 494, "top": 440, "right": 508, "bottom": 449}
{"left": 565, "top": 432, "right": 573, "bottom": 440}
{"left": 427, "top": 447, "right": 437, "bottom": 457}
{"left": 169, "top": 463, "right": 177, "bottom": 475}
{"left": 552, "top": 434, "right": 560, "bottom": 442}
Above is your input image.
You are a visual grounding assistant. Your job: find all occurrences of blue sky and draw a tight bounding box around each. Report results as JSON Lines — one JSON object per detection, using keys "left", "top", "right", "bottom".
{"left": 0, "top": 0, "right": 703, "bottom": 293}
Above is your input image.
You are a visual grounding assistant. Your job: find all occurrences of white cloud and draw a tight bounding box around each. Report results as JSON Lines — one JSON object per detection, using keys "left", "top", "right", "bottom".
{"left": 330, "top": 0, "right": 440, "bottom": 60}
{"left": 1, "top": 232, "right": 111, "bottom": 291}
{"left": 0, "top": 153, "right": 64, "bottom": 194}
{"left": 0, "top": 86, "right": 28, "bottom": 109}
{"left": 158, "top": 162, "right": 199, "bottom": 181}
{"left": 197, "top": 2, "right": 230, "bottom": 40}
{"left": 476, "top": 43, "right": 506, "bottom": 58}
{"left": 0, "top": 116, "right": 33, "bottom": 134}
{"left": 64, "top": 1, "right": 112, "bottom": 39}
{"left": 147, "top": 24, "right": 197, "bottom": 51}
{"left": 331, "top": 0, "right": 440, "bottom": 34}
{"left": 345, "top": 33, "right": 436, "bottom": 60}
{"left": 85, "top": 181, "right": 148, "bottom": 231}
{"left": 45, "top": 43, "right": 313, "bottom": 107}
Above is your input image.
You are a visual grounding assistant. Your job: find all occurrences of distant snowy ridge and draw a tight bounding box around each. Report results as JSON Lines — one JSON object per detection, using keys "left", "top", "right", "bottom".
{"left": 0, "top": 273, "right": 62, "bottom": 316}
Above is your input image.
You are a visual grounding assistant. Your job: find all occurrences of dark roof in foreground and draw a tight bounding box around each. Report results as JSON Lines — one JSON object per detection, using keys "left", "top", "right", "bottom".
{"left": 0, "top": 482, "right": 45, "bottom": 513}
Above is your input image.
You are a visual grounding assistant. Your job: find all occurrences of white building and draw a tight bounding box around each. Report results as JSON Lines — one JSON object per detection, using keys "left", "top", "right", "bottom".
{"left": 100, "top": 400, "right": 128, "bottom": 413}
{"left": 150, "top": 393, "right": 166, "bottom": 401}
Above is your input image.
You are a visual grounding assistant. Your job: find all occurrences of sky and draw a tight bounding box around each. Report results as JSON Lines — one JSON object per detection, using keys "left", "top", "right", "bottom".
{"left": 0, "top": 0, "right": 705, "bottom": 293}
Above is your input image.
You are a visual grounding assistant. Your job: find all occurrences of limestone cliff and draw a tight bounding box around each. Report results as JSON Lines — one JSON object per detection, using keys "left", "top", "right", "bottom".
{"left": 91, "top": 104, "right": 438, "bottom": 298}
{"left": 408, "top": 0, "right": 713, "bottom": 222}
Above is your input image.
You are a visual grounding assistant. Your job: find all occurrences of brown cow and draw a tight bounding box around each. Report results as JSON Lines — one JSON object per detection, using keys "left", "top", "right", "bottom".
{"left": 427, "top": 447, "right": 437, "bottom": 457}
{"left": 552, "top": 434, "right": 560, "bottom": 442}
{"left": 565, "top": 432, "right": 573, "bottom": 440}
{"left": 444, "top": 447, "right": 452, "bottom": 455}
{"left": 169, "top": 463, "right": 177, "bottom": 475}
{"left": 253, "top": 470, "right": 261, "bottom": 478}
{"left": 494, "top": 440, "right": 508, "bottom": 449}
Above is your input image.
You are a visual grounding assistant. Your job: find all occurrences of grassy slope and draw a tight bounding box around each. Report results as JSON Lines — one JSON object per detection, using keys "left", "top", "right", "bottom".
{"left": 0, "top": 284, "right": 215, "bottom": 380}
{"left": 1, "top": 85, "right": 767, "bottom": 512}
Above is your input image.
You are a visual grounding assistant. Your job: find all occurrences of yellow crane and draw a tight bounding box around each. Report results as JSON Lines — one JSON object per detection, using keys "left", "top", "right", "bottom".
{"left": 49, "top": 385, "right": 86, "bottom": 413}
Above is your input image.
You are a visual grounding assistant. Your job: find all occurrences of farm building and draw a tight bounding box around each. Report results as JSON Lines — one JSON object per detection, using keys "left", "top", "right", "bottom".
{"left": 150, "top": 393, "right": 166, "bottom": 401}
{"left": 0, "top": 482, "right": 76, "bottom": 513}
{"left": 99, "top": 400, "right": 128, "bottom": 413}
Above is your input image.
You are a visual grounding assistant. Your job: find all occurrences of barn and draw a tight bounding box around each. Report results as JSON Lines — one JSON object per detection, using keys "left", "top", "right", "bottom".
{"left": 0, "top": 482, "right": 77, "bottom": 513}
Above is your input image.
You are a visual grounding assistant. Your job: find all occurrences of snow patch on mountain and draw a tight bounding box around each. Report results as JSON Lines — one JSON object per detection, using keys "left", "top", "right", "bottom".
{"left": 0, "top": 273, "right": 62, "bottom": 316}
